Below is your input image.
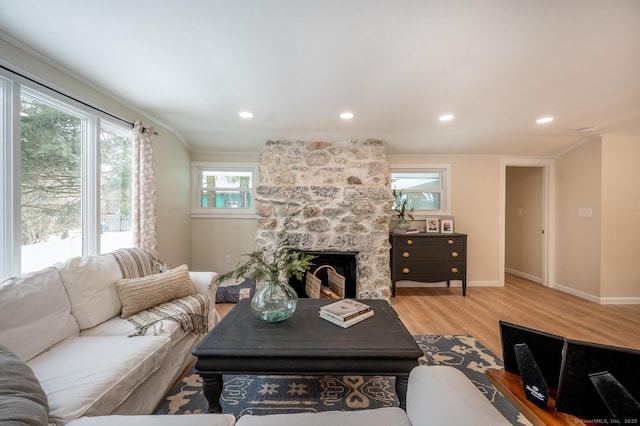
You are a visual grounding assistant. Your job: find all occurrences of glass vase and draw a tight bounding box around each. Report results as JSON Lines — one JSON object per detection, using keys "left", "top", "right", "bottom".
{"left": 251, "top": 280, "right": 298, "bottom": 323}
{"left": 396, "top": 218, "right": 411, "bottom": 231}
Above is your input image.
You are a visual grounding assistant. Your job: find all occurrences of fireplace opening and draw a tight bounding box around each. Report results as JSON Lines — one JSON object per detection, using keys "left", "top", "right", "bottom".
{"left": 289, "top": 251, "right": 357, "bottom": 298}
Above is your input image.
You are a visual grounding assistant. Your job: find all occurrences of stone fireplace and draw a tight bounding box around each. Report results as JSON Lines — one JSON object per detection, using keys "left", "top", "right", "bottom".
{"left": 255, "top": 139, "right": 394, "bottom": 299}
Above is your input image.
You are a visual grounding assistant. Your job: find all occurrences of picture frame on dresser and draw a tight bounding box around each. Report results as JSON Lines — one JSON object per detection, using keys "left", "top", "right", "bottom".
{"left": 426, "top": 217, "right": 440, "bottom": 233}
{"left": 441, "top": 219, "right": 453, "bottom": 233}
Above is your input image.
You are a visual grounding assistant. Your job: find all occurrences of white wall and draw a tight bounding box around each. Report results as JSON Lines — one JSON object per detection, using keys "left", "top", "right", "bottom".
{"left": 600, "top": 135, "right": 640, "bottom": 299}
{"left": 8, "top": 35, "right": 637, "bottom": 300}
{"left": 190, "top": 152, "right": 259, "bottom": 274}
{"left": 389, "top": 155, "right": 502, "bottom": 285}
{"left": 554, "top": 138, "right": 602, "bottom": 297}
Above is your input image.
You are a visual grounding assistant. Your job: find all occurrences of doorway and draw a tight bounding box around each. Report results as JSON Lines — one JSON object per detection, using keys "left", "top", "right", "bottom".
{"left": 505, "top": 167, "right": 544, "bottom": 283}
{"left": 499, "top": 159, "right": 554, "bottom": 287}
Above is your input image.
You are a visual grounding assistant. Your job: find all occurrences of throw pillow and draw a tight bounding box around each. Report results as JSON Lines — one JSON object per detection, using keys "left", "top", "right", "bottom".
{"left": 0, "top": 345, "right": 49, "bottom": 426}
{"left": 56, "top": 254, "right": 123, "bottom": 330}
{"left": 117, "top": 264, "right": 195, "bottom": 318}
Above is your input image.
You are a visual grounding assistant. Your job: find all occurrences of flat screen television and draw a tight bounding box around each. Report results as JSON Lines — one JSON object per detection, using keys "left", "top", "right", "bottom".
{"left": 499, "top": 320, "right": 565, "bottom": 389}
{"left": 555, "top": 339, "right": 640, "bottom": 421}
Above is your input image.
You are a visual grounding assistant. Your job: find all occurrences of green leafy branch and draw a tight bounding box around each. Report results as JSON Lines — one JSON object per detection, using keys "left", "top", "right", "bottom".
{"left": 216, "top": 214, "right": 316, "bottom": 285}
{"left": 392, "top": 188, "right": 415, "bottom": 220}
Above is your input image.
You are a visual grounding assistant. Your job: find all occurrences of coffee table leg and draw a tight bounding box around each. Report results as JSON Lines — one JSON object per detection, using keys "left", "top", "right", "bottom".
{"left": 202, "top": 374, "right": 223, "bottom": 413}
{"left": 396, "top": 375, "right": 409, "bottom": 410}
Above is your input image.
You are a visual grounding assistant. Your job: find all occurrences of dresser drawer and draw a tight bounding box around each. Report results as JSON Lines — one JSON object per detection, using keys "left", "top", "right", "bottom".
{"left": 394, "top": 262, "right": 466, "bottom": 280}
{"left": 393, "top": 236, "right": 427, "bottom": 246}
{"left": 393, "top": 235, "right": 465, "bottom": 247}
{"left": 434, "top": 236, "right": 465, "bottom": 246}
{"left": 393, "top": 246, "right": 464, "bottom": 262}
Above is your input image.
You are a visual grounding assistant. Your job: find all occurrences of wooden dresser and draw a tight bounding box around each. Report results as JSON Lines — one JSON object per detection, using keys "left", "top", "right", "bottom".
{"left": 390, "top": 232, "right": 467, "bottom": 296}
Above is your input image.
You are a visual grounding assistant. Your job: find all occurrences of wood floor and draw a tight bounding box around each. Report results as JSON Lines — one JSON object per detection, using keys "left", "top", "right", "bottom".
{"left": 216, "top": 274, "right": 640, "bottom": 359}
{"left": 391, "top": 274, "right": 640, "bottom": 357}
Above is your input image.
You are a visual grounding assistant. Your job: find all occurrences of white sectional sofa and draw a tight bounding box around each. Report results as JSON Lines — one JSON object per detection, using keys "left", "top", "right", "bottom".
{"left": 0, "top": 250, "right": 219, "bottom": 426}
{"left": 64, "top": 366, "right": 511, "bottom": 426}
{"left": 0, "top": 250, "right": 511, "bottom": 426}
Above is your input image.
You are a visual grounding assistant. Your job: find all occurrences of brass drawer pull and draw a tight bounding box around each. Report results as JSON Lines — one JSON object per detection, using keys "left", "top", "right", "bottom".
{"left": 403, "top": 252, "right": 410, "bottom": 258}
{"left": 402, "top": 268, "right": 410, "bottom": 274}
{"left": 451, "top": 251, "right": 459, "bottom": 257}
{"left": 407, "top": 239, "right": 413, "bottom": 245}
{"left": 451, "top": 267, "right": 458, "bottom": 273}
{"left": 448, "top": 239, "right": 454, "bottom": 245}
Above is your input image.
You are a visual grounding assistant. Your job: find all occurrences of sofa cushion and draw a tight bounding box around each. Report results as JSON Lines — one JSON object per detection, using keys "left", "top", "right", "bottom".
{"left": 0, "top": 267, "right": 79, "bottom": 361}
{"left": 117, "top": 264, "right": 195, "bottom": 318}
{"left": 67, "top": 414, "right": 236, "bottom": 426}
{"left": 0, "top": 345, "right": 49, "bottom": 426}
{"left": 56, "top": 254, "right": 123, "bottom": 329}
{"left": 406, "top": 366, "right": 511, "bottom": 426}
{"left": 235, "top": 407, "right": 411, "bottom": 426}
{"left": 27, "top": 335, "right": 171, "bottom": 424}
{"left": 80, "top": 315, "right": 183, "bottom": 340}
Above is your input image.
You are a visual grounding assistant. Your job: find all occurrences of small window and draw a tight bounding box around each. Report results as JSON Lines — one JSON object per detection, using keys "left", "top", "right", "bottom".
{"left": 192, "top": 162, "right": 257, "bottom": 218}
{"left": 390, "top": 166, "right": 450, "bottom": 215}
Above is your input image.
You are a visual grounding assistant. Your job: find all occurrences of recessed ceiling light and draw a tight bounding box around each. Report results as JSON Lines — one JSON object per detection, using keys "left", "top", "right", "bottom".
{"left": 439, "top": 114, "right": 454, "bottom": 121}
{"left": 536, "top": 116, "right": 553, "bottom": 124}
{"left": 340, "top": 112, "right": 354, "bottom": 120}
{"left": 238, "top": 111, "right": 254, "bottom": 119}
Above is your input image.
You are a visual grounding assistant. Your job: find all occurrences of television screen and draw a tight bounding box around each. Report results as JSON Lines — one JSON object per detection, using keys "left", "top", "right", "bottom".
{"left": 499, "top": 320, "right": 565, "bottom": 389}
{"left": 556, "top": 339, "right": 640, "bottom": 421}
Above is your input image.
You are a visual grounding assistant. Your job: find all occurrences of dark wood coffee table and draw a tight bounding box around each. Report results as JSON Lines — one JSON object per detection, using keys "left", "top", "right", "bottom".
{"left": 193, "top": 298, "right": 423, "bottom": 413}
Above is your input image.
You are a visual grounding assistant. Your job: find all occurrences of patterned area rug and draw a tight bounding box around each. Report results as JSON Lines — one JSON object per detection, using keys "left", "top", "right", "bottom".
{"left": 155, "top": 335, "right": 531, "bottom": 425}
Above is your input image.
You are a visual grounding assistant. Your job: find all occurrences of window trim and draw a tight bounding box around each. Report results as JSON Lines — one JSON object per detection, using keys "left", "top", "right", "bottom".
{"left": 191, "top": 162, "right": 258, "bottom": 219}
{"left": 0, "top": 77, "right": 21, "bottom": 278}
{"left": 390, "top": 164, "right": 451, "bottom": 216}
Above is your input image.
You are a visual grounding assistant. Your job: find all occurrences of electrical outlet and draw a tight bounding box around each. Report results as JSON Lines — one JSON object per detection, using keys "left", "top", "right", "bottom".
{"left": 578, "top": 208, "right": 593, "bottom": 218}
{"left": 225, "top": 255, "right": 232, "bottom": 264}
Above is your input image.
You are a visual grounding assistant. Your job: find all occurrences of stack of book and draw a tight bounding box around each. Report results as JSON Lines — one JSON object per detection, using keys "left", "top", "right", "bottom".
{"left": 319, "top": 299, "right": 374, "bottom": 328}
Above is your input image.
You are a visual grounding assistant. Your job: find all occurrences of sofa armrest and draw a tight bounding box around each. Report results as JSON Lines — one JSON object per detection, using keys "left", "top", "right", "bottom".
{"left": 406, "top": 366, "right": 510, "bottom": 426}
{"left": 189, "top": 271, "right": 221, "bottom": 328}
{"left": 189, "top": 271, "right": 219, "bottom": 298}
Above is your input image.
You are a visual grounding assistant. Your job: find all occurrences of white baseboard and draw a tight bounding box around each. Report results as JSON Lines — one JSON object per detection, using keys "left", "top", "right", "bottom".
{"left": 504, "top": 268, "right": 543, "bottom": 284}
{"left": 550, "top": 282, "right": 601, "bottom": 303}
{"left": 551, "top": 282, "right": 640, "bottom": 305}
{"left": 599, "top": 296, "right": 640, "bottom": 305}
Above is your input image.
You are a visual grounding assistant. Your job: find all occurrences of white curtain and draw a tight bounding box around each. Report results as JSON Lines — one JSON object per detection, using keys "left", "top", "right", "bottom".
{"left": 132, "top": 121, "right": 157, "bottom": 257}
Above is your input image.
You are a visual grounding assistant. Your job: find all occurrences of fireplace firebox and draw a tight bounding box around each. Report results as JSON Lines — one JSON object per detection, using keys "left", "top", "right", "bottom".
{"left": 289, "top": 251, "right": 357, "bottom": 298}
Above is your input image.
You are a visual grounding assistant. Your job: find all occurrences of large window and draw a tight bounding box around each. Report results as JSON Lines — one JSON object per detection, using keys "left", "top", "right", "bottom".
{"left": 191, "top": 162, "right": 257, "bottom": 218}
{"left": 390, "top": 166, "right": 450, "bottom": 215}
{"left": 1, "top": 69, "right": 133, "bottom": 278}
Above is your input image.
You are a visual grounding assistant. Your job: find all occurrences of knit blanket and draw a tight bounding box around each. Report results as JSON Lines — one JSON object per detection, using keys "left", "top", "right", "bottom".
{"left": 111, "top": 247, "right": 165, "bottom": 278}
{"left": 125, "top": 293, "right": 210, "bottom": 337}
{"left": 111, "top": 247, "right": 209, "bottom": 336}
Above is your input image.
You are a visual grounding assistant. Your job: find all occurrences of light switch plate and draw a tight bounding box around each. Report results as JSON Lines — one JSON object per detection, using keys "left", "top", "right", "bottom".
{"left": 578, "top": 208, "right": 593, "bottom": 218}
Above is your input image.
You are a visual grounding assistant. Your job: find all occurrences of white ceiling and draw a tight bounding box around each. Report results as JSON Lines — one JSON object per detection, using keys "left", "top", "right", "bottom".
{"left": 1, "top": 0, "right": 639, "bottom": 156}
